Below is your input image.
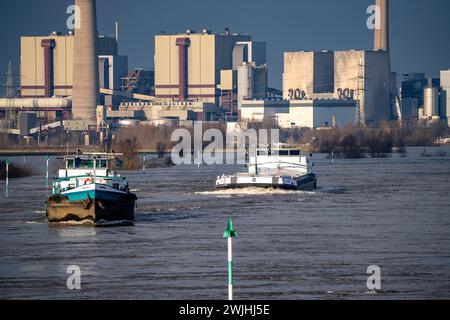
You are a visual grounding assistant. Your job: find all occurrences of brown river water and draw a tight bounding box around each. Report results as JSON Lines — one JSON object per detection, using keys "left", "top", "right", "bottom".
{"left": 0, "top": 147, "right": 449, "bottom": 299}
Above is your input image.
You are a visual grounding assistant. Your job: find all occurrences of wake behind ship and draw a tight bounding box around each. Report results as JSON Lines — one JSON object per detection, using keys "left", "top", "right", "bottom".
{"left": 46, "top": 153, "right": 137, "bottom": 224}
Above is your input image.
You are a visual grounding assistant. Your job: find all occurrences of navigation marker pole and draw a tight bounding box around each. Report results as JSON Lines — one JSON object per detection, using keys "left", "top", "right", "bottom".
{"left": 223, "top": 217, "right": 237, "bottom": 300}
{"left": 5, "top": 160, "right": 10, "bottom": 198}
{"left": 142, "top": 154, "right": 146, "bottom": 173}
{"left": 45, "top": 155, "right": 50, "bottom": 192}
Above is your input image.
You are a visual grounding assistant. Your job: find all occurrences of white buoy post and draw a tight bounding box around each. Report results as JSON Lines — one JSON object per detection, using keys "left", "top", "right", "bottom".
{"left": 228, "top": 236, "right": 233, "bottom": 300}
{"left": 142, "top": 154, "right": 146, "bottom": 173}
{"left": 5, "top": 159, "right": 10, "bottom": 198}
{"left": 46, "top": 155, "right": 50, "bottom": 191}
{"left": 223, "top": 217, "right": 237, "bottom": 300}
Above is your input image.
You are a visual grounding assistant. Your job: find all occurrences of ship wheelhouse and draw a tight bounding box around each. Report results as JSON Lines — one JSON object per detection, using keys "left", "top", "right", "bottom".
{"left": 52, "top": 153, "right": 128, "bottom": 195}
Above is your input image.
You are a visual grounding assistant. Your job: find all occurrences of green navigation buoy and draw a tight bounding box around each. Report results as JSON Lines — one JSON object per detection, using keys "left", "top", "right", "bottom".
{"left": 224, "top": 217, "right": 237, "bottom": 300}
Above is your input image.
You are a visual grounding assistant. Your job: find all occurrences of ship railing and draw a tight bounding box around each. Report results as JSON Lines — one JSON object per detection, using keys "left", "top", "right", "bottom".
{"left": 52, "top": 175, "right": 128, "bottom": 194}
{"left": 53, "top": 174, "right": 125, "bottom": 183}
{"left": 250, "top": 161, "right": 309, "bottom": 169}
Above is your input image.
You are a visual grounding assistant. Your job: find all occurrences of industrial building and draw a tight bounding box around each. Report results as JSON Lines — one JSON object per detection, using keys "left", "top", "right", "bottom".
{"left": 439, "top": 70, "right": 450, "bottom": 126}
{"left": 20, "top": 33, "right": 125, "bottom": 98}
{"left": 240, "top": 99, "right": 356, "bottom": 129}
{"left": 110, "top": 101, "right": 217, "bottom": 123}
{"left": 398, "top": 74, "right": 440, "bottom": 120}
{"left": 279, "top": 0, "right": 392, "bottom": 125}
{"left": 283, "top": 51, "right": 335, "bottom": 99}
{"left": 121, "top": 69, "right": 155, "bottom": 95}
{"left": 420, "top": 84, "right": 440, "bottom": 121}
{"left": 283, "top": 49, "right": 391, "bottom": 125}
{"left": 395, "top": 73, "right": 449, "bottom": 123}
{"left": 154, "top": 29, "right": 268, "bottom": 116}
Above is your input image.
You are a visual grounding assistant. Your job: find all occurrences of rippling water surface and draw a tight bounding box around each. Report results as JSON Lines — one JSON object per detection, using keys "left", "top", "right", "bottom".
{"left": 1, "top": 147, "right": 449, "bottom": 300}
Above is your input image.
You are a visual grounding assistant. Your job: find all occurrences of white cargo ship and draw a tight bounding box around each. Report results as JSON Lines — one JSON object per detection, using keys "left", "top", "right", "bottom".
{"left": 216, "top": 145, "right": 317, "bottom": 191}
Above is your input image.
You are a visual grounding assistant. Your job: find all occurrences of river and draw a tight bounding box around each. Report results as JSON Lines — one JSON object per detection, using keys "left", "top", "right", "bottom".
{"left": 0, "top": 147, "right": 449, "bottom": 299}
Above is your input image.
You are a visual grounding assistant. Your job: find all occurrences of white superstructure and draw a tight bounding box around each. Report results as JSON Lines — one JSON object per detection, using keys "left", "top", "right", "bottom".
{"left": 216, "top": 146, "right": 317, "bottom": 190}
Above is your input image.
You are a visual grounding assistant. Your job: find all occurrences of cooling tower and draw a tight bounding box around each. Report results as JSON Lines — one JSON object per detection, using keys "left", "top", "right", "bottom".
{"left": 374, "top": 0, "right": 389, "bottom": 51}
{"left": 72, "top": 0, "right": 99, "bottom": 121}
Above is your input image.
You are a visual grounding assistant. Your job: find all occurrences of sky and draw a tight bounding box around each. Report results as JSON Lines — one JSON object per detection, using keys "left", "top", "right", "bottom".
{"left": 0, "top": 0, "right": 449, "bottom": 92}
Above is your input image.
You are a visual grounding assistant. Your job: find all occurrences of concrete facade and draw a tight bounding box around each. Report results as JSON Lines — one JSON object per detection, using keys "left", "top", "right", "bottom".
{"left": 290, "top": 100, "right": 356, "bottom": 128}
{"left": 237, "top": 63, "right": 268, "bottom": 109}
{"left": 334, "top": 50, "right": 390, "bottom": 123}
{"left": 154, "top": 31, "right": 267, "bottom": 114}
{"left": 241, "top": 99, "right": 356, "bottom": 129}
{"left": 117, "top": 101, "right": 217, "bottom": 122}
{"left": 283, "top": 51, "right": 334, "bottom": 100}
{"left": 20, "top": 34, "right": 118, "bottom": 98}
{"left": 232, "top": 41, "right": 266, "bottom": 69}
{"left": 283, "top": 50, "right": 390, "bottom": 124}
{"left": 240, "top": 100, "right": 290, "bottom": 125}
{"left": 98, "top": 55, "right": 128, "bottom": 90}
{"left": 154, "top": 32, "right": 251, "bottom": 104}
{"left": 441, "top": 70, "right": 450, "bottom": 126}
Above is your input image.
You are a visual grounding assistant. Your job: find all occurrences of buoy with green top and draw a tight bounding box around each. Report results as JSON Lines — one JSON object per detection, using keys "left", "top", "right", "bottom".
{"left": 224, "top": 217, "right": 237, "bottom": 300}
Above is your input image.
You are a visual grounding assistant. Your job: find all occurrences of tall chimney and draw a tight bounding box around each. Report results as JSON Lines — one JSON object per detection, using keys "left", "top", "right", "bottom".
{"left": 374, "top": 0, "right": 389, "bottom": 51}
{"left": 115, "top": 22, "right": 119, "bottom": 52}
{"left": 72, "top": 0, "right": 99, "bottom": 121}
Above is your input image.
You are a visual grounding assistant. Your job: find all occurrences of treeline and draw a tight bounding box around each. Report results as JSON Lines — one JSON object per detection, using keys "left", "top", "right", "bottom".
{"left": 1, "top": 121, "right": 449, "bottom": 162}
{"left": 281, "top": 122, "right": 450, "bottom": 158}
{"left": 111, "top": 125, "right": 189, "bottom": 170}
{"left": 109, "top": 121, "right": 450, "bottom": 161}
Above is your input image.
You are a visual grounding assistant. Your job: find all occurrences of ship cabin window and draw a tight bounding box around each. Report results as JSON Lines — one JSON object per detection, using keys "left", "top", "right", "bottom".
{"left": 257, "top": 150, "right": 268, "bottom": 156}
{"left": 97, "top": 159, "right": 107, "bottom": 168}
{"left": 77, "top": 159, "right": 94, "bottom": 168}
{"left": 275, "top": 150, "right": 300, "bottom": 156}
{"left": 113, "top": 183, "right": 119, "bottom": 190}
{"left": 66, "top": 158, "right": 107, "bottom": 169}
{"left": 67, "top": 159, "right": 75, "bottom": 168}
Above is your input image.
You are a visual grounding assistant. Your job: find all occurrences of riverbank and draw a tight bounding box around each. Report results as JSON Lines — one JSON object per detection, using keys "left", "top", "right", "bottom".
{"left": 1, "top": 122, "right": 449, "bottom": 159}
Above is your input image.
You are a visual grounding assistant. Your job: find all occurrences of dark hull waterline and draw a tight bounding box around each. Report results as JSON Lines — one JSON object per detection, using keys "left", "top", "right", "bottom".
{"left": 46, "top": 193, "right": 137, "bottom": 224}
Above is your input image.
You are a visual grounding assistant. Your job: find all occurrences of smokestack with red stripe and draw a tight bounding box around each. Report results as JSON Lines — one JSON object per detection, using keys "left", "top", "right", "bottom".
{"left": 41, "top": 39, "right": 56, "bottom": 97}
{"left": 72, "top": 0, "right": 99, "bottom": 121}
{"left": 374, "top": 0, "right": 389, "bottom": 51}
{"left": 176, "top": 38, "right": 190, "bottom": 101}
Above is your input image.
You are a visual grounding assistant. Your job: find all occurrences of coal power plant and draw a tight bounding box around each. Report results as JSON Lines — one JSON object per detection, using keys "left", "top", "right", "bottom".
{"left": 1, "top": 0, "right": 449, "bottom": 141}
